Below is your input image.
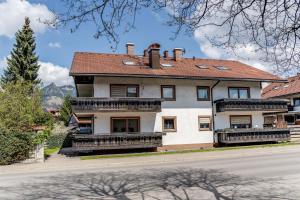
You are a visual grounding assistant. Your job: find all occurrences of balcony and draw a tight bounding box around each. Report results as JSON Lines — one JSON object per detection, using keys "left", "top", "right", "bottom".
{"left": 215, "top": 98, "right": 288, "bottom": 112}
{"left": 71, "top": 97, "right": 163, "bottom": 113}
{"left": 216, "top": 128, "right": 290, "bottom": 144}
{"left": 72, "top": 132, "right": 164, "bottom": 151}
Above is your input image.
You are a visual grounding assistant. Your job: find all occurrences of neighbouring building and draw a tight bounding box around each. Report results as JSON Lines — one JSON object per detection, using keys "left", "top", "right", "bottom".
{"left": 262, "top": 74, "right": 300, "bottom": 126}
{"left": 69, "top": 43, "right": 290, "bottom": 152}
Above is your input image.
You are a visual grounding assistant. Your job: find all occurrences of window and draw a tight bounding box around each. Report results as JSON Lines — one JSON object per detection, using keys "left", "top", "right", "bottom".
{"left": 230, "top": 115, "right": 252, "bottom": 129}
{"left": 110, "top": 84, "right": 139, "bottom": 97}
{"left": 161, "top": 85, "right": 176, "bottom": 100}
{"left": 111, "top": 117, "right": 140, "bottom": 133}
{"left": 197, "top": 86, "right": 210, "bottom": 101}
{"left": 228, "top": 87, "right": 250, "bottom": 99}
{"left": 199, "top": 116, "right": 211, "bottom": 131}
{"left": 123, "top": 60, "right": 136, "bottom": 65}
{"left": 214, "top": 66, "right": 229, "bottom": 70}
{"left": 162, "top": 116, "right": 177, "bottom": 132}
{"left": 294, "top": 98, "right": 300, "bottom": 106}
{"left": 196, "top": 64, "right": 209, "bottom": 69}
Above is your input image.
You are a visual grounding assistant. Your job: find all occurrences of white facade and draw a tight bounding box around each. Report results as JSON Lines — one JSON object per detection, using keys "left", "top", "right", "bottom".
{"left": 80, "top": 77, "right": 265, "bottom": 146}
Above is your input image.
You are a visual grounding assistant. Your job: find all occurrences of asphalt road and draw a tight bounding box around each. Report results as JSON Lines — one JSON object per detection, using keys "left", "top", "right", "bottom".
{"left": 0, "top": 145, "right": 300, "bottom": 200}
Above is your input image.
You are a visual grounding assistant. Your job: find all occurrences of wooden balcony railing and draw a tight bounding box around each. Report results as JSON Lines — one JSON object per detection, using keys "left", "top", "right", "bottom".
{"left": 72, "top": 132, "right": 164, "bottom": 151}
{"left": 71, "top": 97, "right": 163, "bottom": 112}
{"left": 214, "top": 98, "right": 288, "bottom": 112}
{"left": 216, "top": 128, "right": 290, "bottom": 144}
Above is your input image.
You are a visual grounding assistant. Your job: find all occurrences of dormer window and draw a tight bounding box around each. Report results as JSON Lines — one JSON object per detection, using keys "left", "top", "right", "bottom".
{"left": 123, "top": 60, "right": 136, "bottom": 66}
{"left": 215, "top": 65, "right": 229, "bottom": 70}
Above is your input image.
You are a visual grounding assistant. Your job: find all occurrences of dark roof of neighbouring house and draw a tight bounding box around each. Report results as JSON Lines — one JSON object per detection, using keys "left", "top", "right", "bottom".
{"left": 70, "top": 52, "right": 284, "bottom": 82}
{"left": 262, "top": 74, "right": 300, "bottom": 98}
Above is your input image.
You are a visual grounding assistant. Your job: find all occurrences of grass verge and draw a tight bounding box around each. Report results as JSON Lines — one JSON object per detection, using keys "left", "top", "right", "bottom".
{"left": 44, "top": 147, "right": 60, "bottom": 157}
{"left": 81, "top": 142, "right": 297, "bottom": 160}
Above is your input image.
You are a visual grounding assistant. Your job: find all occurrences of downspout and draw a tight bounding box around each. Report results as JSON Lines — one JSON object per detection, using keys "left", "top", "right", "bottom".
{"left": 211, "top": 80, "right": 221, "bottom": 146}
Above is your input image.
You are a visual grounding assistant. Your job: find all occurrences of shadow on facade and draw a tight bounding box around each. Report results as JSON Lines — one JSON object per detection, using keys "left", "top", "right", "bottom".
{"left": 2, "top": 168, "right": 296, "bottom": 200}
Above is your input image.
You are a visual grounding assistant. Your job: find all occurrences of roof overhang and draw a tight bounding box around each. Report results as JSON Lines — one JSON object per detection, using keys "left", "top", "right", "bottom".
{"left": 70, "top": 73, "right": 287, "bottom": 83}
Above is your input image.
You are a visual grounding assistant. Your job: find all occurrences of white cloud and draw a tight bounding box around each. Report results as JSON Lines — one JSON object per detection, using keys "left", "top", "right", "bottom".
{"left": 0, "top": 0, "right": 55, "bottom": 38}
{"left": 38, "top": 62, "right": 73, "bottom": 86}
{"left": 194, "top": 27, "right": 274, "bottom": 73}
{"left": 0, "top": 57, "right": 71, "bottom": 86}
{"left": 48, "top": 42, "right": 61, "bottom": 48}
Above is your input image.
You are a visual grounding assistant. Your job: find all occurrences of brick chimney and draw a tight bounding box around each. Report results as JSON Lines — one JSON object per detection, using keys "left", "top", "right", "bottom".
{"left": 148, "top": 43, "right": 161, "bottom": 69}
{"left": 143, "top": 49, "right": 148, "bottom": 57}
{"left": 173, "top": 48, "right": 183, "bottom": 61}
{"left": 126, "top": 43, "right": 134, "bottom": 55}
{"left": 163, "top": 50, "right": 169, "bottom": 59}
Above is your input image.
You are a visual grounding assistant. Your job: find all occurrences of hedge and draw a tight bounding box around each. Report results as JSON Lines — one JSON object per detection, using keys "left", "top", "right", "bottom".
{"left": 46, "top": 131, "right": 72, "bottom": 149}
{"left": 0, "top": 132, "right": 33, "bottom": 165}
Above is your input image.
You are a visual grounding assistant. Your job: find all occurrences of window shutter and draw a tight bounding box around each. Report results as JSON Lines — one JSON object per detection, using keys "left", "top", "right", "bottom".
{"left": 231, "top": 116, "right": 251, "bottom": 124}
{"left": 111, "top": 85, "right": 126, "bottom": 97}
{"left": 199, "top": 117, "right": 210, "bottom": 124}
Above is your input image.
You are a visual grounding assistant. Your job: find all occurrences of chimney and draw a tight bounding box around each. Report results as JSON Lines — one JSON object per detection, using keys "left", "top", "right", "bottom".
{"left": 148, "top": 43, "right": 161, "bottom": 69}
{"left": 126, "top": 43, "right": 134, "bottom": 55}
{"left": 163, "top": 50, "right": 169, "bottom": 59}
{"left": 143, "top": 49, "right": 148, "bottom": 57}
{"left": 173, "top": 48, "right": 183, "bottom": 61}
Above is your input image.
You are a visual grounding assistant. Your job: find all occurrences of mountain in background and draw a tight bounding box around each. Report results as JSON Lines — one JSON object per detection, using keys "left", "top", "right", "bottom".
{"left": 42, "top": 82, "right": 76, "bottom": 109}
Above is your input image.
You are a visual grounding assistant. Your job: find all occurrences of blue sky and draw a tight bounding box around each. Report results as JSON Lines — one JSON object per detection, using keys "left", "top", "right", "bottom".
{"left": 0, "top": 0, "right": 269, "bottom": 86}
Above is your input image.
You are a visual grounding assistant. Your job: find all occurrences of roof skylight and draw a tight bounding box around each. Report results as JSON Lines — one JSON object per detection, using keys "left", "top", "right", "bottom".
{"left": 161, "top": 63, "right": 173, "bottom": 67}
{"left": 196, "top": 64, "right": 209, "bottom": 69}
{"left": 123, "top": 60, "right": 136, "bottom": 66}
{"left": 214, "top": 65, "right": 229, "bottom": 70}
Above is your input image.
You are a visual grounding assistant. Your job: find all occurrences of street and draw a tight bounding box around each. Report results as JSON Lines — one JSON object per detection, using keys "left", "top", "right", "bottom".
{"left": 0, "top": 145, "right": 300, "bottom": 200}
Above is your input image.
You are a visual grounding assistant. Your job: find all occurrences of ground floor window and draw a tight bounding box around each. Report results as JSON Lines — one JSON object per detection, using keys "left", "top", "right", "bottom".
{"left": 162, "top": 116, "right": 177, "bottom": 132}
{"left": 230, "top": 115, "right": 252, "bottom": 129}
{"left": 111, "top": 117, "right": 140, "bottom": 133}
{"left": 284, "top": 115, "right": 295, "bottom": 125}
{"left": 198, "top": 116, "right": 211, "bottom": 131}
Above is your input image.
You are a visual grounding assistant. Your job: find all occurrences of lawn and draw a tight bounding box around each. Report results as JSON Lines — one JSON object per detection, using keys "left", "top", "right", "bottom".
{"left": 81, "top": 142, "right": 297, "bottom": 160}
{"left": 44, "top": 147, "right": 60, "bottom": 157}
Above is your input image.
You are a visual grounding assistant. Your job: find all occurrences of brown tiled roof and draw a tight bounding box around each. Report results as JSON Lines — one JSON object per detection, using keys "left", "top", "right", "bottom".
{"left": 70, "top": 52, "right": 283, "bottom": 82}
{"left": 262, "top": 75, "right": 300, "bottom": 98}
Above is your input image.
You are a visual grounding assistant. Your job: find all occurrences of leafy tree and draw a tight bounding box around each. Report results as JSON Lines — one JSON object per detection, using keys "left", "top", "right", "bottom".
{"left": 54, "top": 0, "right": 300, "bottom": 74}
{"left": 0, "top": 81, "right": 50, "bottom": 133}
{"left": 1, "top": 17, "right": 40, "bottom": 85}
{"left": 60, "top": 95, "right": 72, "bottom": 126}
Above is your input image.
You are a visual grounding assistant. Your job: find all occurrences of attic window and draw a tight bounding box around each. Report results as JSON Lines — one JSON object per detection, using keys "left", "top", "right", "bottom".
{"left": 123, "top": 60, "right": 136, "bottom": 66}
{"left": 273, "top": 86, "right": 279, "bottom": 90}
{"left": 214, "top": 66, "right": 229, "bottom": 70}
{"left": 161, "top": 63, "right": 173, "bottom": 67}
{"left": 196, "top": 64, "right": 209, "bottom": 69}
{"left": 283, "top": 84, "right": 289, "bottom": 88}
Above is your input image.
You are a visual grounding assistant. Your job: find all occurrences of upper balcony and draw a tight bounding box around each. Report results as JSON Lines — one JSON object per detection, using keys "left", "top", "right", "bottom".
{"left": 71, "top": 97, "right": 163, "bottom": 113}
{"left": 214, "top": 98, "right": 288, "bottom": 112}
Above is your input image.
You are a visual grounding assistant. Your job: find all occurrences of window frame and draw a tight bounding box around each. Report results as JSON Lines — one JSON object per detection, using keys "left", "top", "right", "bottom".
{"left": 161, "top": 85, "right": 176, "bottom": 101}
{"left": 230, "top": 115, "right": 252, "bottom": 129}
{"left": 110, "top": 117, "right": 140, "bottom": 133}
{"left": 294, "top": 98, "right": 300, "bottom": 106}
{"left": 196, "top": 86, "right": 210, "bottom": 101}
{"left": 198, "top": 116, "right": 212, "bottom": 131}
{"left": 162, "top": 116, "right": 177, "bottom": 132}
{"left": 228, "top": 87, "right": 250, "bottom": 99}
{"left": 110, "top": 84, "right": 139, "bottom": 97}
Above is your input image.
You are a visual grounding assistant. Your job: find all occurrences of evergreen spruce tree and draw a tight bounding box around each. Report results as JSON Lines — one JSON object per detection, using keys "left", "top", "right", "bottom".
{"left": 1, "top": 17, "right": 40, "bottom": 85}
{"left": 60, "top": 95, "right": 72, "bottom": 126}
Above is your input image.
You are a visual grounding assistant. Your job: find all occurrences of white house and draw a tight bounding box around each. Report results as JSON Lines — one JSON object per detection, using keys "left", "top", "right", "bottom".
{"left": 69, "top": 43, "right": 290, "bottom": 151}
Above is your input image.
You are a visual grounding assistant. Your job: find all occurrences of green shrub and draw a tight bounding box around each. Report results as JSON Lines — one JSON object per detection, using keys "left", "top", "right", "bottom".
{"left": 46, "top": 131, "right": 72, "bottom": 149}
{"left": 0, "top": 132, "right": 34, "bottom": 165}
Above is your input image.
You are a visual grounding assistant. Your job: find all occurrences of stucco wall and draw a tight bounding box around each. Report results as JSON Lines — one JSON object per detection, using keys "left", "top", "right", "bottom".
{"left": 87, "top": 77, "right": 264, "bottom": 145}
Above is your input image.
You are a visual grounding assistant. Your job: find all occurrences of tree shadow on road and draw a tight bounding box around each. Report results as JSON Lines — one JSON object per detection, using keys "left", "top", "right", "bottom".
{"left": 1, "top": 168, "right": 297, "bottom": 200}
